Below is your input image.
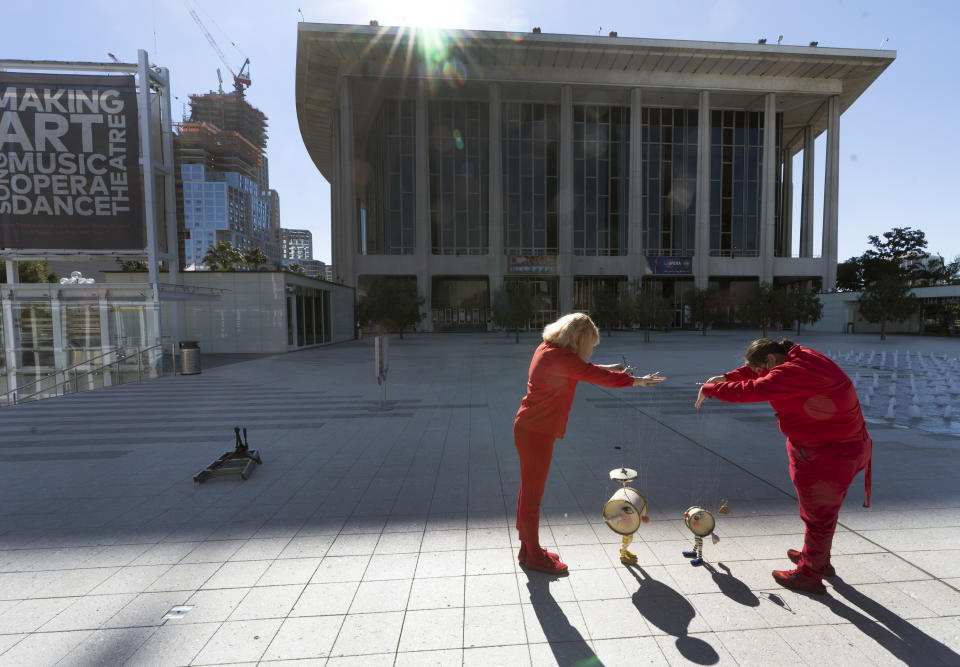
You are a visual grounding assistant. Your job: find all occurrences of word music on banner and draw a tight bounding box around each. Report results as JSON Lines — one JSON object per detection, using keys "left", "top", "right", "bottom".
{"left": 0, "top": 73, "right": 144, "bottom": 251}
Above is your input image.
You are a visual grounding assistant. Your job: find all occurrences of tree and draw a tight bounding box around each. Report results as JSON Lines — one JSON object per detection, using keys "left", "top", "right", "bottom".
{"left": 116, "top": 258, "right": 148, "bottom": 272}
{"left": 244, "top": 248, "right": 268, "bottom": 271}
{"left": 742, "top": 282, "right": 782, "bottom": 337}
{"left": 836, "top": 257, "right": 864, "bottom": 291}
{"left": 358, "top": 276, "right": 424, "bottom": 339}
{"left": 202, "top": 241, "right": 243, "bottom": 271}
{"left": 492, "top": 285, "right": 540, "bottom": 343}
{"left": 288, "top": 263, "right": 306, "bottom": 275}
{"left": 791, "top": 291, "right": 824, "bottom": 334}
{"left": 914, "top": 254, "right": 960, "bottom": 287}
{"left": 2, "top": 261, "right": 58, "bottom": 283}
{"left": 685, "top": 288, "right": 717, "bottom": 336}
{"left": 590, "top": 284, "right": 627, "bottom": 337}
{"left": 862, "top": 226, "right": 929, "bottom": 284}
{"left": 858, "top": 276, "right": 920, "bottom": 340}
{"left": 630, "top": 280, "right": 674, "bottom": 343}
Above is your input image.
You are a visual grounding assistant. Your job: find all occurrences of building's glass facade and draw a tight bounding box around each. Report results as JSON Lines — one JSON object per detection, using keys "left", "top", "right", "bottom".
{"left": 429, "top": 101, "right": 489, "bottom": 255}
{"left": 573, "top": 105, "right": 629, "bottom": 256}
{"left": 709, "top": 110, "right": 782, "bottom": 257}
{"left": 181, "top": 163, "right": 273, "bottom": 268}
{"left": 360, "top": 100, "right": 416, "bottom": 255}
{"left": 642, "top": 108, "right": 698, "bottom": 257}
{"left": 502, "top": 103, "right": 559, "bottom": 256}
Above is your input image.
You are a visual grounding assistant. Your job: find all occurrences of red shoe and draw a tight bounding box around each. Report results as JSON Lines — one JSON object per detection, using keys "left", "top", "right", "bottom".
{"left": 518, "top": 543, "right": 559, "bottom": 564}
{"left": 787, "top": 549, "right": 835, "bottom": 577}
{"left": 772, "top": 568, "right": 827, "bottom": 595}
{"left": 523, "top": 551, "right": 568, "bottom": 575}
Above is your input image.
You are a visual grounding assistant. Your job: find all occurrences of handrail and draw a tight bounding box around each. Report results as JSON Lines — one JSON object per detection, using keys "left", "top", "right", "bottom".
{"left": 3, "top": 345, "right": 129, "bottom": 400}
{"left": 3, "top": 344, "right": 165, "bottom": 406}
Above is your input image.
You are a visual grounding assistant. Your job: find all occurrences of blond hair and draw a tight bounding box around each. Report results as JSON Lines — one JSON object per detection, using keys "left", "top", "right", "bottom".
{"left": 542, "top": 312, "right": 599, "bottom": 351}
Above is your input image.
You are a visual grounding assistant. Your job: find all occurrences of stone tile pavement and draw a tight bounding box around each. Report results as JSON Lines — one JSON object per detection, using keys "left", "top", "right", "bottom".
{"left": 0, "top": 330, "right": 958, "bottom": 666}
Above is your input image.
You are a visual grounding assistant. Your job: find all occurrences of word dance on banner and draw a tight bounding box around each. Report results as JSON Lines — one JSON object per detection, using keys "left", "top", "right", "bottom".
{"left": 0, "top": 73, "right": 144, "bottom": 250}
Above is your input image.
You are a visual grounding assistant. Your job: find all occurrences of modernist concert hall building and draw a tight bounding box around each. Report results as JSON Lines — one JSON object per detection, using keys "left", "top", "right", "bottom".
{"left": 296, "top": 24, "right": 893, "bottom": 331}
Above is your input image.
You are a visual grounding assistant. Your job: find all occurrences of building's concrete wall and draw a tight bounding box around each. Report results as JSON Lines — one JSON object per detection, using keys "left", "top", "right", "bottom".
{"left": 807, "top": 285, "right": 960, "bottom": 334}
{"left": 105, "top": 272, "right": 355, "bottom": 353}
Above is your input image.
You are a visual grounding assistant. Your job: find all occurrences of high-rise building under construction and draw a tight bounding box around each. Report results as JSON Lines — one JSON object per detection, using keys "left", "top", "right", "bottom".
{"left": 174, "top": 92, "right": 280, "bottom": 269}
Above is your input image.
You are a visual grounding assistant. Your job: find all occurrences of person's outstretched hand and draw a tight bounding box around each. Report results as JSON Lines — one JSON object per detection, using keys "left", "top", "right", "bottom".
{"left": 633, "top": 371, "right": 666, "bottom": 387}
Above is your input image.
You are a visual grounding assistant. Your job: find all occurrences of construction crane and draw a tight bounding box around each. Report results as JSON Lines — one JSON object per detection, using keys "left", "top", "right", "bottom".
{"left": 187, "top": 7, "right": 251, "bottom": 100}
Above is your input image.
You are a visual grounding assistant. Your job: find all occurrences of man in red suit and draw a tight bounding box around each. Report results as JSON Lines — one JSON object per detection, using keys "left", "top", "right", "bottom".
{"left": 696, "top": 338, "right": 872, "bottom": 594}
{"left": 514, "top": 312, "right": 665, "bottom": 575}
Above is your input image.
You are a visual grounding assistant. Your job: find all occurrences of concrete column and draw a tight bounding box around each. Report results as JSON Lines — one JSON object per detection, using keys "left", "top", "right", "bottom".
{"left": 415, "top": 82, "right": 433, "bottom": 330}
{"left": 4, "top": 262, "right": 16, "bottom": 284}
{"left": 50, "top": 295, "right": 67, "bottom": 393}
{"left": 800, "top": 125, "right": 815, "bottom": 258}
{"left": 822, "top": 95, "right": 840, "bottom": 290}
{"left": 760, "top": 93, "right": 777, "bottom": 283}
{"left": 628, "top": 88, "right": 644, "bottom": 281}
{"left": 338, "top": 77, "right": 356, "bottom": 288}
{"left": 1, "top": 288, "right": 17, "bottom": 396}
{"left": 694, "top": 91, "right": 711, "bottom": 289}
{"left": 98, "top": 290, "right": 113, "bottom": 387}
{"left": 781, "top": 148, "right": 793, "bottom": 257}
{"left": 330, "top": 111, "right": 343, "bottom": 283}
{"left": 488, "top": 83, "right": 504, "bottom": 307}
{"left": 558, "top": 85, "right": 574, "bottom": 314}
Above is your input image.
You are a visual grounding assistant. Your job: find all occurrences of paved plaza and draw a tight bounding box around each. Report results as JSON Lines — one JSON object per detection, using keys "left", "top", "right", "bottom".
{"left": 0, "top": 329, "right": 958, "bottom": 666}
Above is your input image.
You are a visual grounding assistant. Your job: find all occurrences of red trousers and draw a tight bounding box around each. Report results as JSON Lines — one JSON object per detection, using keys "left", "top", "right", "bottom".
{"left": 514, "top": 423, "right": 556, "bottom": 547}
{"left": 787, "top": 437, "right": 871, "bottom": 578}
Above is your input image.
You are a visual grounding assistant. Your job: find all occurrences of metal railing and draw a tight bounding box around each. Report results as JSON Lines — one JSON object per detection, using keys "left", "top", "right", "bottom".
{"left": 1, "top": 344, "right": 166, "bottom": 407}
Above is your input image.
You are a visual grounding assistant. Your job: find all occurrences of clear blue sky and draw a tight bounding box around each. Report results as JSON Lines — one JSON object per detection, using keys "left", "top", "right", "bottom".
{"left": 6, "top": 0, "right": 957, "bottom": 265}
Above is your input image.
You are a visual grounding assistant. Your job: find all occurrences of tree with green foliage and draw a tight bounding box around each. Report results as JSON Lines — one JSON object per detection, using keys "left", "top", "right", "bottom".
{"left": 202, "top": 241, "right": 243, "bottom": 271}
{"left": 630, "top": 280, "right": 674, "bottom": 343}
{"left": 914, "top": 254, "right": 960, "bottom": 287}
{"left": 862, "top": 226, "right": 929, "bottom": 284}
{"left": 858, "top": 275, "right": 919, "bottom": 340}
{"left": 492, "top": 285, "right": 540, "bottom": 343}
{"left": 790, "top": 290, "right": 824, "bottom": 334}
{"left": 685, "top": 287, "right": 717, "bottom": 336}
{"left": 741, "top": 282, "right": 783, "bottom": 337}
{"left": 836, "top": 257, "right": 864, "bottom": 292}
{"left": 116, "top": 258, "right": 148, "bottom": 272}
{"left": 3, "top": 261, "right": 58, "bottom": 283}
{"left": 244, "top": 248, "right": 269, "bottom": 271}
{"left": 288, "top": 263, "right": 306, "bottom": 275}
{"left": 358, "top": 276, "right": 424, "bottom": 339}
{"left": 590, "top": 284, "right": 627, "bottom": 337}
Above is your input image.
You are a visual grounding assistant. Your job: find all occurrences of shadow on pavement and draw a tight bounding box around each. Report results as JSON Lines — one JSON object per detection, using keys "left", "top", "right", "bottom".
{"left": 624, "top": 564, "right": 720, "bottom": 665}
{"left": 523, "top": 575, "right": 603, "bottom": 667}
{"left": 702, "top": 561, "right": 760, "bottom": 607}
{"left": 818, "top": 576, "right": 960, "bottom": 665}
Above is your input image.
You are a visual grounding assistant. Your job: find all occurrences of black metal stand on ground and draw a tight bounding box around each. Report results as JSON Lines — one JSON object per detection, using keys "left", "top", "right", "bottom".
{"left": 194, "top": 427, "right": 263, "bottom": 483}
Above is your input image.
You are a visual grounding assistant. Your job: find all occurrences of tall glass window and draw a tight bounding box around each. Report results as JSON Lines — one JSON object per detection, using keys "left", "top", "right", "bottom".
{"left": 709, "top": 110, "right": 782, "bottom": 257}
{"left": 360, "top": 100, "right": 416, "bottom": 255}
{"left": 641, "top": 108, "right": 697, "bottom": 257}
{"left": 502, "top": 103, "right": 559, "bottom": 255}
{"left": 429, "top": 101, "right": 489, "bottom": 255}
{"left": 573, "top": 106, "right": 629, "bottom": 256}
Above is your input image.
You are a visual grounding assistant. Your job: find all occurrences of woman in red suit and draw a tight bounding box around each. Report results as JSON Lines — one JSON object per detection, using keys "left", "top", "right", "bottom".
{"left": 514, "top": 312, "right": 665, "bottom": 574}
{"left": 696, "top": 338, "right": 872, "bottom": 594}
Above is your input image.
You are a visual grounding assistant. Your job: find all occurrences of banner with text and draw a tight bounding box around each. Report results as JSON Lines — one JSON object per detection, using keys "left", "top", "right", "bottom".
{"left": 0, "top": 73, "right": 144, "bottom": 250}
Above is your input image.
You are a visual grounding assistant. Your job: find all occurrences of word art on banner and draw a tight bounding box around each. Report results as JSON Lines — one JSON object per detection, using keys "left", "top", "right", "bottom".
{"left": 0, "top": 73, "right": 144, "bottom": 250}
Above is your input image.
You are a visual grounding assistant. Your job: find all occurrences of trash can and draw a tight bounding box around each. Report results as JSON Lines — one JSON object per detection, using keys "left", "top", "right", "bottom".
{"left": 179, "top": 341, "right": 201, "bottom": 375}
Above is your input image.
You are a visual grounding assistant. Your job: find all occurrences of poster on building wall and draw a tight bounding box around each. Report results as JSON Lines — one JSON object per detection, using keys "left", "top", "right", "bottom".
{"left": 651, "top": 257, "right": 693, "bottom": 275}
{"left": 508, "top": 255, "right": 556, "bottom": 274}
{"left": 0, "top": 73, "right": 144, "bottom": 250}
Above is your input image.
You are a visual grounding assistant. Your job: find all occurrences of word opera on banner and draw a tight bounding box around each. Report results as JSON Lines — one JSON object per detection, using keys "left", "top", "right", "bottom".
{"left": 0, "top": 73, "right": 145, "bottom": 251}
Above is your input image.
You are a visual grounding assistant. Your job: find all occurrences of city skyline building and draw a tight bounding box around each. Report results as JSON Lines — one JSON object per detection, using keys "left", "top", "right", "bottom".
{"left": 176, "top": 92, "right": 281, "bottom": 269}
{"left": 296, "top": 24, "right": 894, "bottom": 330}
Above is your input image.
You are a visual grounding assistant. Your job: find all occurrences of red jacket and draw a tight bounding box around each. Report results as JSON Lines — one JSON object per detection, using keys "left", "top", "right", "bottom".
{"left": 515, "top": 341, "right": 633, "bottom": 438}
{"left": 702, "top": 345, "right": 869, "bottom": 447}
